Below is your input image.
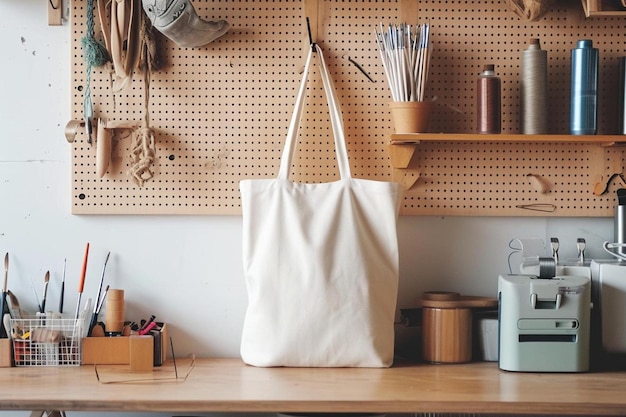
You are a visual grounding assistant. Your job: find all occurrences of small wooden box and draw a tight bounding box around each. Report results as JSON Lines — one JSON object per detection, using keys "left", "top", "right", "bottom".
{"left": 130, "top": 335, "right": 154, "bottom": 371}
{"left": 0, "top": 339, "right": 12, "bottom": 367}
{"left": 82, "top": 323, "right": 167, "bottom": 366}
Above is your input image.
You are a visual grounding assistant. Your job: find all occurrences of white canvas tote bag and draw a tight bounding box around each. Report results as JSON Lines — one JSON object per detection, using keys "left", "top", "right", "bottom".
{"left": 239, "top": 44, "right": 403, "bottom": 367}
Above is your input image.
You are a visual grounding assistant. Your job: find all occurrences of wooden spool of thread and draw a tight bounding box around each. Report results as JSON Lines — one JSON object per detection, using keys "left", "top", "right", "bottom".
{"left": 105, "top": 289, "right": 125, "bottom": 333}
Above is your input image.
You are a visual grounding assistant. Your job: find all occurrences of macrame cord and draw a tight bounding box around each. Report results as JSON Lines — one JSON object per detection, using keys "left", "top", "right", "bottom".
{"left": 129, "top": 15, "right": 158, "bottom": 187}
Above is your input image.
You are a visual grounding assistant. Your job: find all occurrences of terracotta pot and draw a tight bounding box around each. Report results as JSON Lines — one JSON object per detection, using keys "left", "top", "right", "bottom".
{"left": 388, "top": 101, "right": 432, "bottom": 133}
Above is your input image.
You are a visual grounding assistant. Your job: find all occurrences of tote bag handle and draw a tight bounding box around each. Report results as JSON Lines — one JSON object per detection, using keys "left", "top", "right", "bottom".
{"left": 277, "top": 45, "right": 352, "bottom": 180}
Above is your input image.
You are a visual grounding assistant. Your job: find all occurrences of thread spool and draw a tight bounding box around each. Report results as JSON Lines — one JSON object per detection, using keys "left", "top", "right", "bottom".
{"left": 521, "top": 38, "right": 548, "bottom": 134}
{"left": 520, "top": 256, "right": 557, "bottom": 278}
{"left": 477, "top": 64, "right": 501, "bottom": 134}
{"left": 105, "top": 289, "right": 125, "bottom": 333}
{"left": 537, "top": 257, "right": 557, "bottom": 279}
{"left": 570, "top": 39, "right": 598, "bottom": 135}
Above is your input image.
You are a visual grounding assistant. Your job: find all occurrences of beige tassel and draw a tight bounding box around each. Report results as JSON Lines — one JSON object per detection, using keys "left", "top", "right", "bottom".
{"left": 129, "top": 126, "right": 156, "bottom": 187}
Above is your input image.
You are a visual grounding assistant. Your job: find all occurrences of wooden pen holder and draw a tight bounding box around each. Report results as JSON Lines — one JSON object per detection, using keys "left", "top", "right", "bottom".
{"left": 82, "top": 322, "right": 167, "bottom": 368}
{"left": 0, "top": 339, "right": 12, "bottom": 367}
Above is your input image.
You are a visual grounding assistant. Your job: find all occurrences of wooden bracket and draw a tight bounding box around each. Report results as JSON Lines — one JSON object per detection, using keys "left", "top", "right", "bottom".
{"left": 388, "top": 142, "right": 420, "bottom": 188}
{"left": 48, "top": 0, "right": 63, "bottom": 26}
{"left": 388, "top": 143, "right": 418, "bottom": 169}
{"left": 392, "top": 168, "right": 420, "bottom": 190}
{"left": 591, "top": 146, "right": 626, "bottom": 195}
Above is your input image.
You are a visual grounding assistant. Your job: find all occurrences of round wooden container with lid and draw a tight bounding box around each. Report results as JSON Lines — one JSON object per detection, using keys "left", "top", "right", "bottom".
{"left": 419, "top": 291, "right": 497, "bottom": 364}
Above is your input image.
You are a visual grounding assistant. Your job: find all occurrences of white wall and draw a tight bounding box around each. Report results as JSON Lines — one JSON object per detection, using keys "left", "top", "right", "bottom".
{"left": 0, "top": 1, "right": 616, "bottom": 416}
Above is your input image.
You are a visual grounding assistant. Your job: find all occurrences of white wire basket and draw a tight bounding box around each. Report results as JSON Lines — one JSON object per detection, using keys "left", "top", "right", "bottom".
{"left": 10, "top": 314, "right": 85, "bottom": 366}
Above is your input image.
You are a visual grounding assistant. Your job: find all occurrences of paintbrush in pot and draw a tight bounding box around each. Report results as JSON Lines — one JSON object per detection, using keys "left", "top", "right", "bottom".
{"left": 27, "top": 274, "right": 41, "bottom": 314}
{"left": 41, "top": 271, "right": 50, "bottom": 313}
{"left": 0, "top": 253, "right": 9, "bottom": 338}
{"left": 75, "top": 243, "right": 90, "bottom": 321}
{"left": 59, "top": 258, "right": 66, "bottom": 314}
{"left": 88, "top": 251, "right": 110, "bottom": 336}
{"left": 96, "top": 285, "right": 109, "bottom": 316}
{"left": 7, "top": 290, "right": 24, "bottom": 320}
{"left": 2, "top": 254, "right": 6, "bottom": 295}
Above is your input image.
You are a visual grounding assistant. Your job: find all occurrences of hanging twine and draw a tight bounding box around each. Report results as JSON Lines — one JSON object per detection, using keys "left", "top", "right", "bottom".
{"left": 138, "top": 12, "right": 165, "bottom": 73}
{"left": 507, "top": 0, "right": 556, "bottom": 21}
{"left": 81, "top": 0, "right": 110, "bottom": 141}
{"left": 81, "top": 0, "right": 109, "bottom": 67}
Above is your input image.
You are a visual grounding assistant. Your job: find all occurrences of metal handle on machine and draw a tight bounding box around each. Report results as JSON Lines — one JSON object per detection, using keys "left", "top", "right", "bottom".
{"left": 530, "top": 292, "right": 562, "bottom": 309}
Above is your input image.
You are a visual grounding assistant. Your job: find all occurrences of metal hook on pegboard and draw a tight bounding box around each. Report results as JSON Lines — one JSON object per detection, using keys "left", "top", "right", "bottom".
{"left": 306, "top": 17, "right": 315, "bottom": 51}
{"left": 303, "top": 0, "right": 320, "bottom": 50}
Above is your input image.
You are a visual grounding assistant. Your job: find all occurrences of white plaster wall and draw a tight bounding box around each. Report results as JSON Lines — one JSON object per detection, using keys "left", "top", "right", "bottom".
{"left": 0, "top": 1, "right": 615, "bottom": 416}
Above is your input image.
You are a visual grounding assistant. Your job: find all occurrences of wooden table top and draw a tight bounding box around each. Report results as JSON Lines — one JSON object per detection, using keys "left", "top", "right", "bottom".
{"left": 1, "top": 358, "right": 626, "bottom": 414}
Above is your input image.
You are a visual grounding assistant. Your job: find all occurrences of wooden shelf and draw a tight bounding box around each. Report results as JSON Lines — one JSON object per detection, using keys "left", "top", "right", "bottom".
{"left": 388, "top": 133, "right": 626, "bottom": 169}
{"left": 582, "top": 0, "right": 626, "bottom": 17}
{"left": 390, "top": 133, "right": 626, "bottom": 145}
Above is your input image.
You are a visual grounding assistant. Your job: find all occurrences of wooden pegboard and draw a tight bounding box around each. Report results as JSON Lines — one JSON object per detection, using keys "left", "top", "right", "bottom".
{"left": 70, "top": 0, "right": 626, "bottom": 216}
